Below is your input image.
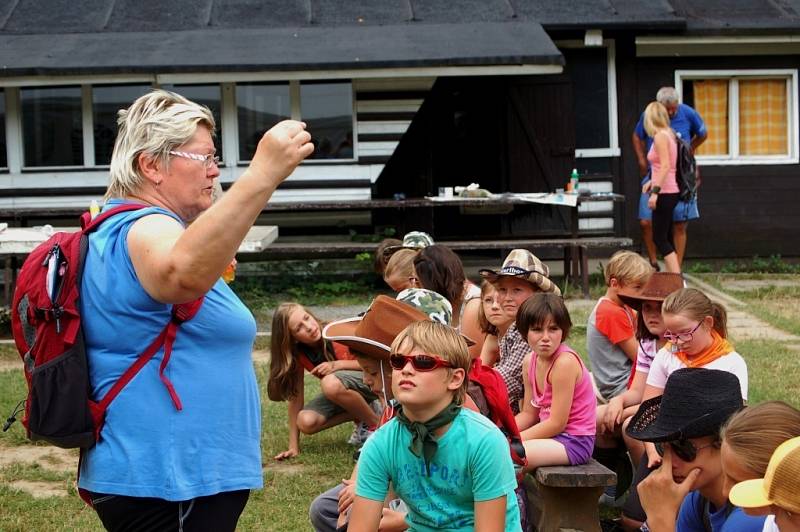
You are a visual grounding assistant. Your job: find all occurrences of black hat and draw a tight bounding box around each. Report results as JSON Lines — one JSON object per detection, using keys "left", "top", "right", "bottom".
{"left": 626, "top": 368, "right": 743, "bottom": 442}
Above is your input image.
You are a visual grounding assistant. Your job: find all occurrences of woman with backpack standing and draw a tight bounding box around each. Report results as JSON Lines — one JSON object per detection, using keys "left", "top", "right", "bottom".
{"left": 642, "top": 101, "right": 682, "bottom": 274}
{"left": 77, "top": 89, "right": 312, "bottom": 531}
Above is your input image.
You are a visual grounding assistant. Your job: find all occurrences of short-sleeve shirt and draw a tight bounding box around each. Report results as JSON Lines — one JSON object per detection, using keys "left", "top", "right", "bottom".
{"left": 646, "top": 348, "right": 749, "bottom": 400}
{"left": 494, "top": 323, "right": 529, "bottom": 415}
{"left": 676, "top": 491, "right": 765, "bottom": 531}
{"left": 636, "top": 338, "right": 659, "bottom": 375}
{"left": 587, "top": 298, "right": 636, "bottom": 401}
{"left": 635, "top": 103, "right": 707, "bottom": 152}
{"left": 355, "top": 408, "right": 521, "bottom": 531}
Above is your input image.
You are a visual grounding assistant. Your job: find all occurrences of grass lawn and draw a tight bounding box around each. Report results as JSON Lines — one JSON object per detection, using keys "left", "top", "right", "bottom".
{"left": 0, "top": 272, "right": 797, "bottom": 531}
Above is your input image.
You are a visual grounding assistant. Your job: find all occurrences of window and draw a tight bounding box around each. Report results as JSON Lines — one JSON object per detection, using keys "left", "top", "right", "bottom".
{"left": 0, "top": 90, "right": 6, "bottom": 168}
{"left": 560, "top": 41, "right": 619, "bottom": 158}
{"left": 21, "top": 86, "right": 83, "bottom": 167}
{"left": 161, "top": 84, "right": 223, "bottom": 157}
{"left": 301, "top": 82, "right": 354, "bottom": 160}
{"left": 236, "top": 83, "right": 290, "bottom": 161}
{"left": 93, "top": 84, "right": 152, "bottom": 165}
{"left": 678, "top": 70, "right": 798, "bottom": 164}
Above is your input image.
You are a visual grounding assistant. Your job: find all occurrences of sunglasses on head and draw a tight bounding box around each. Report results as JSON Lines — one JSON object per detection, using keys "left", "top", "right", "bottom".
{"left": 389, "top": 353, "right": 453, "bottom": 372}
{"left": 655, "top": 438, "right": 717, "bottom": 462}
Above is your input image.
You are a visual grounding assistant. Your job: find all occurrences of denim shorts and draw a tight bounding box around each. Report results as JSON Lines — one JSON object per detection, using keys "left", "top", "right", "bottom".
{"left": 638, "top": 174, "right": 699, "bottom": 222}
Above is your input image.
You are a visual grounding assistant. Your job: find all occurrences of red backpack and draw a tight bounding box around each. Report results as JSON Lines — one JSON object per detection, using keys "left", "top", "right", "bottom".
{"left": 467, "top": 358, "right": 528, "bottom": 479}
{"left": 3, "top": 204, "right": 203, "bottom": 448}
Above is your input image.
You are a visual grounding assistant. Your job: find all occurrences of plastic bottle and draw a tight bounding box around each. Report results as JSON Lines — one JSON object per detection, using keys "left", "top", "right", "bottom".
{"left": 570, "top": 169, "right": 580, "bottom": 193}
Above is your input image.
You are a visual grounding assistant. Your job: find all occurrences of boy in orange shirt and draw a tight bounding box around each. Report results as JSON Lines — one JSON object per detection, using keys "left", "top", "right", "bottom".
{"left": 587, "top": 250, "right": 652, "bottom": 504}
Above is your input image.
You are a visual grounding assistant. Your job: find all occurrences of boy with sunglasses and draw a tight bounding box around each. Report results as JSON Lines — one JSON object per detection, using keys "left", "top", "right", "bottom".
{"left": 348, "top": 320, "right": 521, "bottom": 531}
{"left": 625, "top": 368, "right": 765, "bottom": 532}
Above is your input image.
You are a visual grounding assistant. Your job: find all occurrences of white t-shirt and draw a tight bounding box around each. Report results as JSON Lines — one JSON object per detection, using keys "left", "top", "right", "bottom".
{"left": 646, "top": 347, "right": 749, "bottom": 400}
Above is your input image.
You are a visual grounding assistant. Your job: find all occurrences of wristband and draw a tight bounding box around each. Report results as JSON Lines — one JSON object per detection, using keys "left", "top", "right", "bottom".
{"left": 651, "top": 186, "right": 661, "bottom": 195}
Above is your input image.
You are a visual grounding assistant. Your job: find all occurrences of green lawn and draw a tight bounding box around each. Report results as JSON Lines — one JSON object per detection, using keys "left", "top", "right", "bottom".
{"left": 0, "top": 273, "right": 798, "bottom": 531}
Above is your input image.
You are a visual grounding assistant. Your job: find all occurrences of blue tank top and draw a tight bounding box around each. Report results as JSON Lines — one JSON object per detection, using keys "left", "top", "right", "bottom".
{"left": 78, "top": 199, "right": 262, "bottom": 500}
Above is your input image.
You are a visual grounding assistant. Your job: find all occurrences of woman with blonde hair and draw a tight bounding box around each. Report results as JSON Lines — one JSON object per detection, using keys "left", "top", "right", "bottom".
{"left": 642, "top": 101, "right": 681, "bottom": 273}
{"left": 268, "top": 303, "right": 379, "bottom": 460}
{"left": 78, "top": 89, "right": 312, "bottom": 530}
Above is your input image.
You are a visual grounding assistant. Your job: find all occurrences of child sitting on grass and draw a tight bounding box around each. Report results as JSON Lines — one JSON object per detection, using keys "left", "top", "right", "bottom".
{"left": 349, "top": 321, "right": 521, "bottom": 531}
{"left": 515, "top": 293, "right": 596, "bottom": 469}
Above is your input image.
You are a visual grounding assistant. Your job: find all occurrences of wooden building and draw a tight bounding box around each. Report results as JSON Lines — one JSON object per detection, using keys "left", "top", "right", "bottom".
{"left": 0, "top": 1, "right": 797, "bottom": 257}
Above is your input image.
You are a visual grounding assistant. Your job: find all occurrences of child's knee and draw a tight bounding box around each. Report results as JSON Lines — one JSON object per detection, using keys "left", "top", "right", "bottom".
{"left": 320, "top": 374, "right": 345, "bottom": 397}
{"left": 297, "top": 410, "right": 325, "bottom": 434}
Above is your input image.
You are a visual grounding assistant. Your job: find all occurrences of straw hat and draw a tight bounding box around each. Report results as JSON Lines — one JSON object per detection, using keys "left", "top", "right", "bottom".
{"left": 729, "top": 436, "right": 800, "bottom": 514}
{"left": 478, "top": 249, "right": 561, "bottom": 295}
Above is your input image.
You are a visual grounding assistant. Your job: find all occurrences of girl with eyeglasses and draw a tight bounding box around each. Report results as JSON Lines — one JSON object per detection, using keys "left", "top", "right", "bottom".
{"left": 514, "top": 293, "right": 597, "bottom": 470}
{"left": 618, "top": 288, "right": 749, "bottom": 531}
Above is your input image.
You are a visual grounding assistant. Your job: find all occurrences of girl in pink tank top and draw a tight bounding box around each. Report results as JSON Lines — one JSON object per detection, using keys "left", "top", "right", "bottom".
{"left": 514, "top": 293, "right": 596, "bottom": 470}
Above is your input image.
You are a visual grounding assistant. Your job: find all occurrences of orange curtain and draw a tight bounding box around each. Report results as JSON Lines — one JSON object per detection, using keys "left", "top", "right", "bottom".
{"left": 739, "top": 79, "right": 788, "bottom": 156}
{"left": 693, "top": 80, "right": 729, "bottom": 156}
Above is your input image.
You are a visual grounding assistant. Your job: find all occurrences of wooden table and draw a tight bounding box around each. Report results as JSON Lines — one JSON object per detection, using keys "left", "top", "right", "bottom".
{"left": 0, "top": 225, "right": 278, "bottom": 306}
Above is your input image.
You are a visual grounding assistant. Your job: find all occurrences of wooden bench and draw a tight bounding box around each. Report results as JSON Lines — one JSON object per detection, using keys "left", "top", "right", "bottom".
{"left": 524, "top": 459, "right": 616, "bottom": 532}
{"left": 260, "top": 236, "right": 633, "bottom": 297}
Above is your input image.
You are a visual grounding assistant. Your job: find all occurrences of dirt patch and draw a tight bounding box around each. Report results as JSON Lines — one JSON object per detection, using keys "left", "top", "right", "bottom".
{"left": 8, "top": 480, "right": 67, "bottom": 498}
{"left": 0, "top": 444, "right": 78, "bottom": 474}
{"left": 252, "top": 349, "right": 270, "bottom": 365}
{"left": 723, "top": 279, "right": 800, "bottom": 291}
{"left": 0, "top": 359, "right": 19, "bottom": 372}
{"left": 265, "top": 461, "right": 305, "bottom": 476}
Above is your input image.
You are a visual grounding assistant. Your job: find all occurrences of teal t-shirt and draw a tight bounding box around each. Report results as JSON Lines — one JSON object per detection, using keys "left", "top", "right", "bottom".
{"left": 356, "top": 408, "right": 520, "bottom": 531}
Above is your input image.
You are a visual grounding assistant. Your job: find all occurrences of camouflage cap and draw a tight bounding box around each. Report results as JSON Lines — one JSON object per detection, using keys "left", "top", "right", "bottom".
{"left": 383, "top": 231, "right": 434, "bottom": 258}
{"left": 478, "top": 249, "right": 561, "bottom": 296}
{"left": 396, "top": 288, "right": 452, "bottom": 325}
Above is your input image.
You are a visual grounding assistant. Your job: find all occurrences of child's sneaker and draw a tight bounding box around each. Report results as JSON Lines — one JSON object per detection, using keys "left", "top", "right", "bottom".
{"left": 347, "top": 422, "right": 374, "bottom": 447}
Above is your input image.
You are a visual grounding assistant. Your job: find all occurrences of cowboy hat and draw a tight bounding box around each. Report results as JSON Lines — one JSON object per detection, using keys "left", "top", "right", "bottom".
{"left": 478, "top": 249, "right": 561, "bottom": 295}
{"left": 618, "top": 272, "right": 684, "bottom": 311}
{"left": 626, "top": 368, "right": 743, "bottom": 442}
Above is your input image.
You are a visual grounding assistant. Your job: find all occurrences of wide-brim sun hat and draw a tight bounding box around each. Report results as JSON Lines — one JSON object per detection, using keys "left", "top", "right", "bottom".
{"left": 478, "top": 249, "right": 561, "bottom": 296}
{"left": 618, "top": 272, "right": 685, "bottom": 311}
{"left": 323, "top": 289, "right": 472, "bottom": 361}
{"left": 729, "top": 436, "right": 800, "bottom": 514}
{"left": 626, "top": 367, "right": 743, "bottom": 442}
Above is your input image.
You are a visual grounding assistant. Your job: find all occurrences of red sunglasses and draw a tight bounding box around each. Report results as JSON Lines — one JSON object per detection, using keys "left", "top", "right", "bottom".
{"left": 389, "top": 353, "right": 453, "bottom": 372}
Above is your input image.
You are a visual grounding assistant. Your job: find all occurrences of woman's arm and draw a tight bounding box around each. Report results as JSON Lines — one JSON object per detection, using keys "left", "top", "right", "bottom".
{"left": 515, "top": 353, "right": 539, "bottom": 432}
{"left": 520, "top": 354, "right": 580, "bottom": 440}
{"left": 461, "top": 299, "right": 485, "bottom": 360}
{"left": 129, "top": 120, "right": 313, "bottom": 304}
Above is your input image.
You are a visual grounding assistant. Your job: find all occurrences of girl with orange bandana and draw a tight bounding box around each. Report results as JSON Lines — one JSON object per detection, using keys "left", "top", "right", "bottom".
{"left": 641, "top": 287, "right": 748, "bottom": 470}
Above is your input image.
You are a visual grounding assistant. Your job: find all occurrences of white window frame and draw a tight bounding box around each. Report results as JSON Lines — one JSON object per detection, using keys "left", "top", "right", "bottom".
{"left": 675, "top": 69, "right": 799, "bottom": 165}
{"left": 557, "top": 39, "right": 620, "bottom": 159}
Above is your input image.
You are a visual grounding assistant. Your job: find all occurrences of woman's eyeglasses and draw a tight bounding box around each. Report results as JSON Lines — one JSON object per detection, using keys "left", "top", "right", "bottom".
{"left": 169, "top": 150, "right": 220, "bottom": 169}
{"left": 655, "top": 438, "right": 717, "bottom": 462}
{"left": 389, "top": 353, "right": 453, "bottom": 372}
{"left": 663, "top": 321, "right": 703, "bottom": 344}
